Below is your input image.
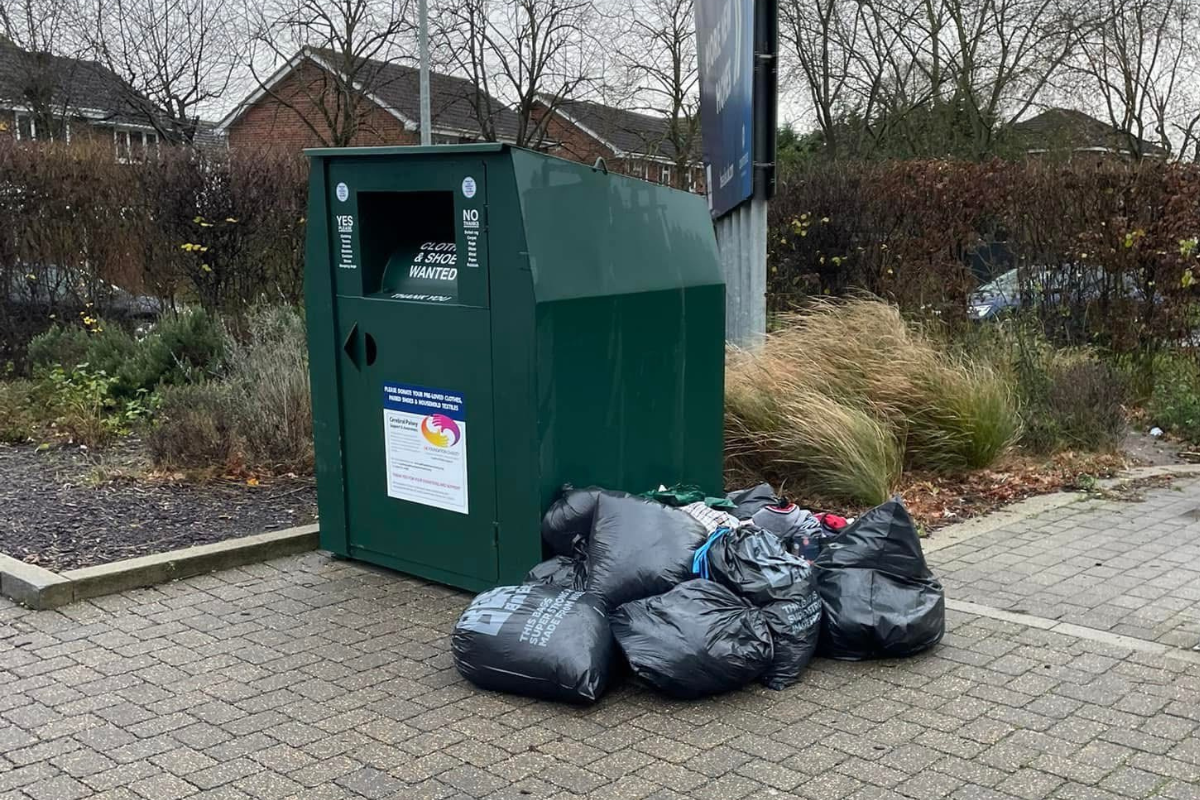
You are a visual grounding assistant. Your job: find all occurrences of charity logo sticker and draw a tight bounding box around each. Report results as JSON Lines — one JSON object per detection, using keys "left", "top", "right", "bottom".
{"left": 420, "top": 414, "right": 462, "bottom": 448}
{"left": 462, "top": 176, "right": 477, "bottom": 199}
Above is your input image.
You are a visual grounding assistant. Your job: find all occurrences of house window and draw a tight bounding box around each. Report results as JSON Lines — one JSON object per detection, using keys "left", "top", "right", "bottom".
{"left": 115, "top": 128, "right": 158, "bottom": 162}
{"left": 15, "top": 112, "right": 34, "bottom": 140}
{"left": 661, "top": 165, "right": 673, "bottom": 187}
{"left": 13, "top": 112, "right": 66, "bottom": 141}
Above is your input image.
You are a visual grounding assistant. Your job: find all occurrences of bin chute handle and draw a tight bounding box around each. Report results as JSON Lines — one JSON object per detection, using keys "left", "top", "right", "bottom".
{"left": 592, "top": 157, "right": 609, "bottom": 175}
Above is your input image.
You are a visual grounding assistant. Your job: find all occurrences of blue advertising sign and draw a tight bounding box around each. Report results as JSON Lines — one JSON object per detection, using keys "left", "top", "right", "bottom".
{"left": 696, "top": 0, "right": 755, "bottom": 218}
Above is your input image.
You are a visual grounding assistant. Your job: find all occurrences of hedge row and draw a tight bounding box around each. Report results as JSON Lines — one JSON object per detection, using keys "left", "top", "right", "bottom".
{"left": 0, "top": 140, "right": 308, "bottom": 365}
{"left": 768, "top": 159, "right": 1200, "bottom": 352}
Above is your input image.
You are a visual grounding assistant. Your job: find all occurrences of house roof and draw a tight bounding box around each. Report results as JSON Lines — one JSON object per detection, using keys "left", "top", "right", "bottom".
{"left": 542, "top": 96, "right": 700, "bottom": 162}
{"left": 219, "top": 48, "right": 521, "bottom": 142}
{"left": 0, "top": 38, "right": 150, "bottom": 126}
{"left": 1012, "top": 108, "right": 1170, "bottom": 158}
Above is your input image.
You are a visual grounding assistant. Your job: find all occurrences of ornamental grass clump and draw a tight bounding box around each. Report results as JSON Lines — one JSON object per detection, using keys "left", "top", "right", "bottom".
{"left": 726, "top": 298, "right": 1021, "bottom": 504}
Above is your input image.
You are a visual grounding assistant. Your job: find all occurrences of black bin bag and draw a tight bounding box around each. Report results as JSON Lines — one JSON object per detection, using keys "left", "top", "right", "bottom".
{"left": 611, "top": 580, "right": 773, "bottom": 699}
{"left": 584, "top": 494, "right": 707, "bottom": 610}
{"left": 814, "top": 499, "right": 945, "bottom": 661}
{"left": 725, "top": 483, "right": 780, "bottom": 520}
{"left": 541, "top": 486, "right": 630, "bottom": 557}
{"left": 524, "top": 556, "right": 586, "bottom": 590}
{"left": 759, "top": 596, "right": 822, "bottom": 690}
{"left": 452, "top": 585, "right": 613, "bottom": 704}
{"left": 705, "top": 527, "right": 822, "bottom": 689}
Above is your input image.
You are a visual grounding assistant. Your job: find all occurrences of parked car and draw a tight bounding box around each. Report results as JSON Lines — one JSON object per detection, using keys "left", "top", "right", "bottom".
{"left": 968, "top": 265, "right": 1141, "bottom": 321}
{"left": 4, "top": 265, "right": 162, "bottom": 320}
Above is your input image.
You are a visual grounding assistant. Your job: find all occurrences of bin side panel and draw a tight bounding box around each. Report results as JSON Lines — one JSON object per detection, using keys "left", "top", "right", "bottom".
{"left": 535, "top": 284, "right": 726, "bottom": 503}
{"left": 510, "top": 149, "right": 726, "bottom": 503}
{"left": 510, "top": 150, "right": 722, "bottom": 303}
{"left": 304, "top": 157, "right": 350, "bottom": 555}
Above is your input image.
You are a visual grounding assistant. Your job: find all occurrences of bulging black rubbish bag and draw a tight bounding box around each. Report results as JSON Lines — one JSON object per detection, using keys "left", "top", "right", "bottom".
{"left": 585, "top": 494, "right": 707, "bottom": 610}
{"left": 524, "top": 556, "right": 587, "bottom": 590}
{"left": 814, "top": 499, "right": 945, "bottom": 660}
{"left": 705, "top": 526, "right": 811, "bottom": 605}
{"left": 611, "top": 579, "right": 773, "bottom": 699}
{"left": 725, "top": 483, "right": 780, "bottom": 520}
{"left": 541, "top": 486, "right": 631, "bottom": 557}
{"left": 703, "top": 527, "right": 822, "bottom": 689}
{"left": 452, "top": 585, "right": 613, "bottom": 704}
{"left": 759, "top": 594, "right": 822, "bottom": 690}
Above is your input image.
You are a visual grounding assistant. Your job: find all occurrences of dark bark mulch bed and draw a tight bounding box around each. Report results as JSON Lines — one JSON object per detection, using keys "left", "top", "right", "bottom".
{"left": 0, "top": 440, "right": 317, "bottom": 572}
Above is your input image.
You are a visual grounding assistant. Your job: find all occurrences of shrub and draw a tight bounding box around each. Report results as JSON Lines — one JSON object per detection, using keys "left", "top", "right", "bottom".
{"left": 148, "top": 305, "right": 311, "bottom": 473}
{"left": 223, "top": 305, "right": 312, "bottom": 472}
{"left": 117, "top": 308, "right": 225, "bottom": 394}
{"left": 34, "top": 364, "right": 156, "bottom": 448}
{"left": 758, "top": 299, "right": 1021, "bottom": 471}
{"left": 727, "top": 363, "right": 902, "bottom": 504}
{"left": 1146, "top": 352, "right": 1200, "bottom": 444}
{"left": 147, "top": 382, "right": 238, "bottom": 468}
{"left": 968, "top": 321, "right": 1129, "bottom": 453}
{"left": 1023, "top": 356, "right": 1129, "bottom": 453}
{"left": 768, "top": 159, "right": 1200, "bottom": 355}
{"left": 726, "top": 298, "right": 1019, "bottom": 504}
{"left": 27, "top": 325, "right": 94, "bottom": 370}
{"left": 0, "top": 380, "right": 36, "bottom": 443}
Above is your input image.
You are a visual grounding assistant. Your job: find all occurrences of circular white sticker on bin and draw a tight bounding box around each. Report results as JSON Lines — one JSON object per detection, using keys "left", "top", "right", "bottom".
{"left": 462, "top": 176, "right": 477, "bottom": 199}
{"left": 335, "top": 182, "right": 349, "bottom": 202}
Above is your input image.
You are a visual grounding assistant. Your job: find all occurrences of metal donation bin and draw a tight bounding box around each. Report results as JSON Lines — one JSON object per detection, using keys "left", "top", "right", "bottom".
{"left": 304, "top": 143, "right": 725, "bottom": 591}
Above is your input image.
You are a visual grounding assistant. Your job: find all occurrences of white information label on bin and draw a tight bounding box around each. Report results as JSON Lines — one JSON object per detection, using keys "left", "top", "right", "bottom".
{"left": 381, "top": 382, "right": 468, "bottom": 514}
{"left": 336, "top": 182, "right": 349, "bottom": 202}
{"left": 462, "top": 176, "right": 477, "bottom": 198}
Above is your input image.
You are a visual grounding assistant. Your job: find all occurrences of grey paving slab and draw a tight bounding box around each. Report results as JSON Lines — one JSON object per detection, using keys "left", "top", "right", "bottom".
{"left": 929, "top": 479, "right": 1200, "bottom": 649}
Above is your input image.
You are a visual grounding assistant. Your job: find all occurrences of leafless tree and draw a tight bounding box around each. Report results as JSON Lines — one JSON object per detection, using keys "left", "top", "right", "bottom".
{"left": 1074, "top": 0, "right": 1200, "bottom": 160}
{"left": 435, "top": 0, "right": 598, "bottom": 149}
{"left": 0, "top": 0, "right": 86, "bottom": 139}
{"left": 781, "top": 0, "right": 1090, "bottom": 158}
{"left": 939, "top": 0, "right": 1090, "bottom": 157}
{"left": 245, "top": 0, "right": 413, "bottom": 147}
{"left": 780, "top": 0, "right": 863, "bottom": 157}
{"left": 87, "top": 0, "right": 239, "bottom": 144}
{"left": 607, "top": 0, "right": 699, "bottom": 187}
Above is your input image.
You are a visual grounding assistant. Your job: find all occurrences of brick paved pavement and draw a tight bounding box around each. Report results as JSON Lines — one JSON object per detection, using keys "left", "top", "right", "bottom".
{"left": 931, "top": 479, "right": 1200, "bottom": 649}
{"left": 2, "top": 482, "right": 1200, "bottom": 799}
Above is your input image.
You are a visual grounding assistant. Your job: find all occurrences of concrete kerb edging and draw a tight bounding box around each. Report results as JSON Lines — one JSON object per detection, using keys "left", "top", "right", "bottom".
{"left": 923, "top": 463, "right": 1200, "bottom": 555}
{"left": 0, "top": 524, "right": 319, "bottom": 610}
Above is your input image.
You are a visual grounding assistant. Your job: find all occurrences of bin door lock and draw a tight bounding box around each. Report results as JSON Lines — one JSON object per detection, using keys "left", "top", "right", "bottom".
{"left": 342, "top": 323, "right": 360, "bottom": 370}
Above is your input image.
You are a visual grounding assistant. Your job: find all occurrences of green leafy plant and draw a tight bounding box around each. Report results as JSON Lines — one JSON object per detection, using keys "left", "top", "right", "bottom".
{"left": 1146, "top": 352, "right": 1200, "bottom": 443}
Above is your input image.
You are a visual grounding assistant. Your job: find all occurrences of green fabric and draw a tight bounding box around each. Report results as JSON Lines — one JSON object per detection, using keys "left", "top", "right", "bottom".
{"left": 641, "top": 484, "right": 736, "bottom": 510}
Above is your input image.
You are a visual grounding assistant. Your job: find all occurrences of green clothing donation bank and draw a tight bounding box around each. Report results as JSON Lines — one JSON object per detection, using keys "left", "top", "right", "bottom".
{"left": 304, "top": 144, "right": 725, "bottom": 591}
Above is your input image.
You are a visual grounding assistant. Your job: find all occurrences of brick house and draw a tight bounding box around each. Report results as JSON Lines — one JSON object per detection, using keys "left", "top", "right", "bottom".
{"left": 220, "top": 49, "right": 705, "bottom": 194}
{"left": 0, "top": 37, "right": 162, "bottom": 159}
{"left": 533, "top": 96, "right": 705, "bottom": 192}
{"left": 218, "top": 47, "right": 521, "bottom": 151}
{"left": 1012, "top": 108, "right": 1170, "bottom": 160}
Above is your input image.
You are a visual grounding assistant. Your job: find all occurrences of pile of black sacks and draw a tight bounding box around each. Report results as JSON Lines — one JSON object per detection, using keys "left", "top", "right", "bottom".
{"left": 451, "top": 488, "right": 945, "bottom": 704}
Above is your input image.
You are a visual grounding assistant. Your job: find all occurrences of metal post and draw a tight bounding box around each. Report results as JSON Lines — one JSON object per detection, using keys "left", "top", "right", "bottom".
{"left": 418, "top": 0, "right": 432, "bottom": 146}
{"left": 715, "top": 196, "right": 767, "bottom": 348}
